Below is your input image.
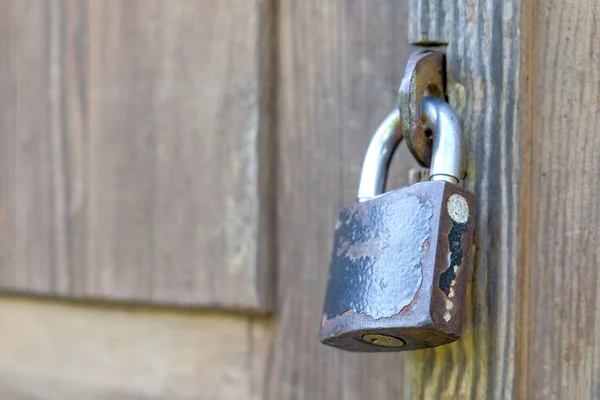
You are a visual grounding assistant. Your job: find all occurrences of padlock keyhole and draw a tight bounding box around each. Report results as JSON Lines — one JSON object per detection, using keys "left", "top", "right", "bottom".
{"left": 361, "top": 333, "right": 406, "bottom": 348}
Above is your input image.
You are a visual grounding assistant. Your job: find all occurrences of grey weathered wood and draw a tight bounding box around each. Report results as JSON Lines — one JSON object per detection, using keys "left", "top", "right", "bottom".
{"left": 407, "top": 0, "right": 523, "bottom": 398}
{"left": 408, "top": 0, "right": 448, "bottom": 45}
{"left": 264, "top": 1, "right": 414, "bottom": 398}
{"left": 0, "top": 0, "right": 273, "bottom": 311}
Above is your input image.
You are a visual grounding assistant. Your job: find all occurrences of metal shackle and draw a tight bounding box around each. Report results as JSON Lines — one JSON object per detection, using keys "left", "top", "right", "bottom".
{"left": 357, "top": 96, "right": 463, "bottom": 201}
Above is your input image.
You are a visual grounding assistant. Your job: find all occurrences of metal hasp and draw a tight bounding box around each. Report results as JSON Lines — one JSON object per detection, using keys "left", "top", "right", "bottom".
{"left": 320, "top": 50, "right": 476, "bottom": 352}
{"left": 399, "top": 50, "right": 446, "bottom": 167}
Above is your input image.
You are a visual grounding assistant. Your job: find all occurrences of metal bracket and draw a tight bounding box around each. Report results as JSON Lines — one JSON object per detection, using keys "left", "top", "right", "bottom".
{"left": 398, "top": 50, "right": 446, "bottom": 167}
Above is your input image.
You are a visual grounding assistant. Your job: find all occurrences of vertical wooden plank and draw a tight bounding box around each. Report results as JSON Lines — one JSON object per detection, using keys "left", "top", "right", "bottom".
{"left": 408, "top": 0, "right": 448, "bottom": 45}
{"left": 407, "top": 0, "right": 523, "bottom": 398}
{"left": 269, "top": 1, "right": 414, "bottom": 398}
{"left": 0, "top": 0, "right": 274, "bottom": 311}
{"left": 0, "top": 1, "right": 73, "bottom": 293}
{"left": 82, "top": 0, "right": 274, "bottom": 310}
{"left": 518, "top": 1, "right": 600, "bottom": 398}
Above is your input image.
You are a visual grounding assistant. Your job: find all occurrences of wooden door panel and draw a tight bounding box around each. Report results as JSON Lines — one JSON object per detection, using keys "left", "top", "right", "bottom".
{"left": 2, "top": 0, "right": 599, "bottom": 398}
{"left": 0, "top": 0, "right": 274, "bottom": 311}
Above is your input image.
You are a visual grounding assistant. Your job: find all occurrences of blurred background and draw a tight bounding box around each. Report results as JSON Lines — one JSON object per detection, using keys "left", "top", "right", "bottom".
{"left": 0, "top": 1, "right": 416, "bottom": 398}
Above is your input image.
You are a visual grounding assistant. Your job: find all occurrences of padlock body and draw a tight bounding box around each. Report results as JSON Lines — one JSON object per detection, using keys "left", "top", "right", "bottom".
{"left": 320, "top": 181, "right": 475, "bottom": 352}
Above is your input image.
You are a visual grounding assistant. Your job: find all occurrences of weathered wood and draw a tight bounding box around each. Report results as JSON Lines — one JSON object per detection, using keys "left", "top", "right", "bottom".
{"left": 517, "top": 1, "right": 600, "bottom": 399}
{"left": 407, "top": 0, "right": 523, "bottom": 398}
{"left": 0, "top": 296, "right": 271, "bottom": 400}
{"left": 408, "top": 0, "right": 448, "bottom": 45}
{"left": 0, "top": 0, "right": 274, "bottom": 311}
{"left": 265, "top": 1, "right": 414, "bottom": 398}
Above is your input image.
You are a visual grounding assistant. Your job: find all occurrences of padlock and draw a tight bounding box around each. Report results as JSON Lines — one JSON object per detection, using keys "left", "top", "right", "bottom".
{"left": 320, "top": 96, "right": 475, "bottom": 352}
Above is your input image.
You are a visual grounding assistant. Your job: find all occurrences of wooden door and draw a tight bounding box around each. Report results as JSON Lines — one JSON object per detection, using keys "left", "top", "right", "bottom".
{"left": 0, "top": 0, "right": 598, "bottom": 399}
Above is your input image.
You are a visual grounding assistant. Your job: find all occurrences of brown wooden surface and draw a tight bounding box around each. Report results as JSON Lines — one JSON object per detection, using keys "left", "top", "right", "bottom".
{"left": 0, "top": 0, "right": 273, "bottom": 311}
{"left": 263, "top": 1, "right": 415, "bottom": 399}
{"left": 0, "top": 296, "right": 271, "bottom": 400}
{"left": 0, "top": 2, "right": 425, "bottom": 398}
{"left": 518, "top": 0, "right": 600, "bottom": 398}
{"left": 3, "top": 0, "right": 600, "bottom": 399}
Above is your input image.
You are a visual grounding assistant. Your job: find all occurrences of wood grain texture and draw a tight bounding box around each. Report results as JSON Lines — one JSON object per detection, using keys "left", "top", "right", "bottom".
{"left": 517, "top": 1, "right": 600, "bottom": 399}
{"left": 265, "top": 1, "right": 415, "bottom": 399}
{"left": 0, "top": 296, "right": 271, "bottom": 400}
{"left": 408, "top": 0, "right": 448, "bottom": 45}
{"left": 0, "top": 0, "right": 274, "bottom": 311}
{"left": 408, "top": 0, "right": 523, "bottom": 398}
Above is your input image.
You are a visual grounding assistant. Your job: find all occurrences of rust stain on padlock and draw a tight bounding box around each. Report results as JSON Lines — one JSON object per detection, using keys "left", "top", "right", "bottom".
{"left": 438, "top": 194, "right": 470, "bottom": 321}
{"left": 335, "top": 236, "right": 390, "bottom": 261}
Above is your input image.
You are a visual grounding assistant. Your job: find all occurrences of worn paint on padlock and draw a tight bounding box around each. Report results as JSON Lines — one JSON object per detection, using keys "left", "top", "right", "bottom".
{"left": 320, "top": 180, "right": 475, "bottom": 352}
{"left": 323, "top": 195, "right": 433, "bottom": 320}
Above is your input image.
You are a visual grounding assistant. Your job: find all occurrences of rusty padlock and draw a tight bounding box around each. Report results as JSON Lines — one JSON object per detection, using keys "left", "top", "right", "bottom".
{"left": 319, "top": 94, "right": 475, "bottom": 352}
